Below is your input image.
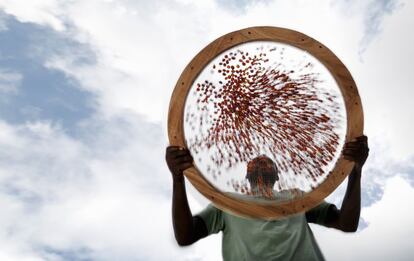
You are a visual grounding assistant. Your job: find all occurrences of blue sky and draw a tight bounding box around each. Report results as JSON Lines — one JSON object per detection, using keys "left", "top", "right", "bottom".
{"left": 0, "top": 15, "right": 95, "bottom": 137}
{"left": 0, "top": 0, "right": 413, "bottom": 260}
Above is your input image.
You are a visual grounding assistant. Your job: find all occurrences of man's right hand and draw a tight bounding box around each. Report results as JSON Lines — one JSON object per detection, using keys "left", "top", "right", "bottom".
{"left": 166, "top": 146, "right": 193, "bottom": 181}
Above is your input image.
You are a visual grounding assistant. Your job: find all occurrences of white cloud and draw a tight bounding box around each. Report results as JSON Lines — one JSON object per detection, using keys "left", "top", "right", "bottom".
{"left": 0, "top": 11, "right": 8, "bottom": 31}
{"left": 43, "top": 0, "right": 226, "bottom": 122}
{"left": 332, "top": 0, "right": 402, "bottom": 55}
{"left": 0, "top": 68, "right": 21, "bottom": 94}
{"left": 0, "top": 117, "right": 216, "bottom": 260}
{"left": 354, "top": 0, "right": 414, "bottom": 159}
{"left": 313, "top": 175, "right": 414, "bottom": 261}
{"left": 0, "top": 0, "right": 65, "bottom": 31}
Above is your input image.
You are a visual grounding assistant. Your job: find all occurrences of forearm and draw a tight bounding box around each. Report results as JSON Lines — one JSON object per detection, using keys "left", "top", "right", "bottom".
{"left": 338, "top": 166, "right": 361, "bottom": 232}
{"left": 172, "top": 176, "right": 196, "bottom": 245}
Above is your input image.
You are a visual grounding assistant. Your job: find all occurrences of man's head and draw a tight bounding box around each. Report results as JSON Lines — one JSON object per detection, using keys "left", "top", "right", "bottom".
{"left": 246, "top": 155, "right": 279, "bottom": 190}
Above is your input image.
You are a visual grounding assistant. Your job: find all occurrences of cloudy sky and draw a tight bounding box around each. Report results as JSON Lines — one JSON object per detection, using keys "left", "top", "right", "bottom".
{"left": 0, "top": 0, "right": 413, "bottom": 260}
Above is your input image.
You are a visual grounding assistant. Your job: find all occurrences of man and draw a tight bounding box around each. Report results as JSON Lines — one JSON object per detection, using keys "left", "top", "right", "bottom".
{"left": 243, "top": 154, "right": 304, "bottom": 200}
{"left": 166, "top": 135, "right": 369, "bottom": 260}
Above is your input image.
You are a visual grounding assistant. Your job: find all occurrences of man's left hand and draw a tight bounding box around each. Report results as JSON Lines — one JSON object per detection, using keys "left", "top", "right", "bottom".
{"left": 343, "top": 135, "right": 369, "bottom": 170}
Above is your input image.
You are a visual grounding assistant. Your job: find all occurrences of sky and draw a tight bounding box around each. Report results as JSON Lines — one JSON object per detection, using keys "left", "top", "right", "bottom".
{"left": 0, "top": 0, "right": 413, "bottom": 260}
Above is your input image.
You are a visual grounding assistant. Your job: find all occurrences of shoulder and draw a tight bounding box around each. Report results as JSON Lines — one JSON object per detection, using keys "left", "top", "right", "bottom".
{"left": 305, "top": 201, "right": 336, "bottom": 225}
{"left": 195, "top": 204, "right": 225, "bottom": 234}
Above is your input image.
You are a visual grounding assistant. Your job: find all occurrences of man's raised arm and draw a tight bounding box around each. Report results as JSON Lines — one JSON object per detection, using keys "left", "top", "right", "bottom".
{"left": 318, "top": 135, "right": 369, "bottom": 232}
{"left": 166, "top": 146, "right": 208, "bottom": 246}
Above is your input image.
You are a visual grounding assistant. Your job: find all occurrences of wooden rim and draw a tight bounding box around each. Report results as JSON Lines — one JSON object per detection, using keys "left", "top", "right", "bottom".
{"left": 167, "top": 26, "right": 363, "bottom": 219}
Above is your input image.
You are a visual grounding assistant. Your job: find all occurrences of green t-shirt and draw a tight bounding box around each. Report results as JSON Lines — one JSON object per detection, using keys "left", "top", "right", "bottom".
{"left": 197, "top": 201, "right": 332, "bottom": 261}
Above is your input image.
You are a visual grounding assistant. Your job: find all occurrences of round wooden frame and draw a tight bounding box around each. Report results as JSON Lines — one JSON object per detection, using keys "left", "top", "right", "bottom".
{"left": 168, "top": 26, "right": 363, "bottom": 219}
